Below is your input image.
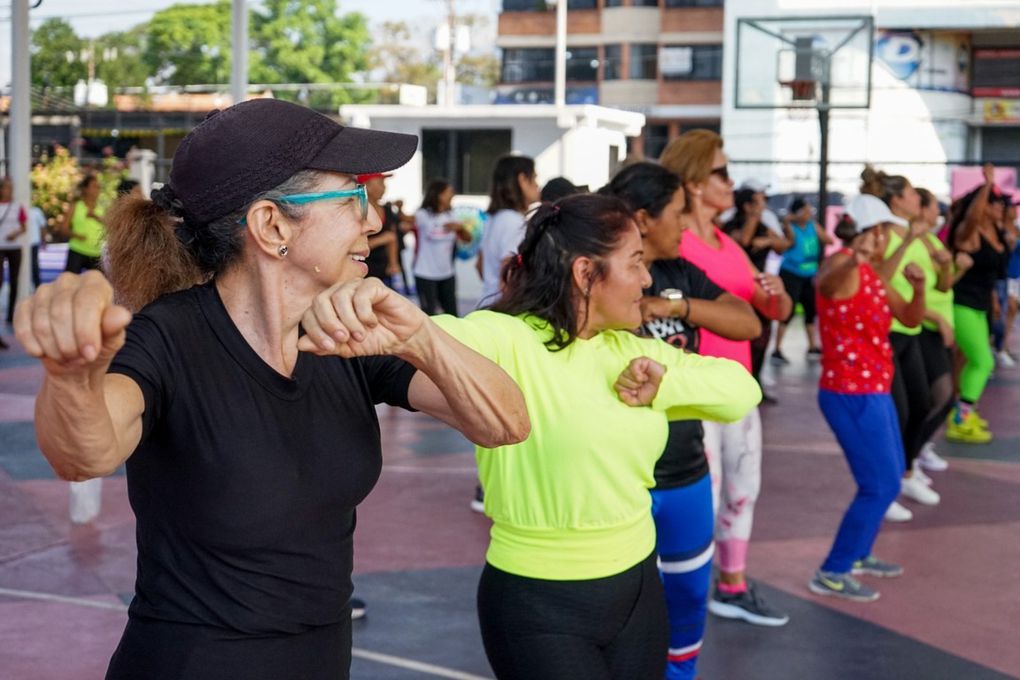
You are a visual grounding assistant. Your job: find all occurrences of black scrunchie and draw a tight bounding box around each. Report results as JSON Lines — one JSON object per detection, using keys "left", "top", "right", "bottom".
{"left": 151, "top": 184, "right": 186, "bottom": 218}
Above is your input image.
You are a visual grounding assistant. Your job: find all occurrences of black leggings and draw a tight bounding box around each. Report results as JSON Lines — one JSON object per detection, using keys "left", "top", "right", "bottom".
{"left": 66, "top": 249, "right": 102, "bottom": 274}
{"left": 750, "top": 310, "right": 773, "bottom": 382}
{"left": 477, "top": 552, "right": 668, "bottom": 680}
{"left": 779, "top": 270, "right": 817, "bottom": 324}
{"left": 1, "top": 248, "right": 21, "bottom": 324}
{"left": 890, "top": 332, "right": 931, "bottom": 468}
{"left": 914, "top": 328, "right": 955, "bottom": 457}
{"left": 415, "top": 275, "right": 457, "bottom": 316}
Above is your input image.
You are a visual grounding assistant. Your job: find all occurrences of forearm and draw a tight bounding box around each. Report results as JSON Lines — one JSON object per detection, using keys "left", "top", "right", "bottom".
{"left": 935, "top": 263, "right": 953, "bottom": 292}
{"left": 654, "top": 354, "right": 761, "bottom": 423}
{"left": 894, "top": 289, "right": 926, "bottom": 328}
{"left": 687, "top": 297, "right": 761, "bottom": 341}
{"left": 875, "top": 234, "right": 913, "bottom": 280}
{"left": 751, "top": 286, "right": 792, "bottom": 321}
{"left": 35, "top": 373, "right": 132, "bottom": 480}
{"left": 402, "top": 321, "right": 529, "bottom": 448}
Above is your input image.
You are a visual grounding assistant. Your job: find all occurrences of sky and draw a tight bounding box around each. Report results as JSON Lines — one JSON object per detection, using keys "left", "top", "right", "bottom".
{"left": 2, "top": 0, "right": 500, "bottom": 88}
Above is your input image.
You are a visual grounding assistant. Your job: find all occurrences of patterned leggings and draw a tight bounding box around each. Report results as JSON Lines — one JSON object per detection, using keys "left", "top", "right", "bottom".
{"left": 702, "top": 407, "right": 762, "bottom": 574}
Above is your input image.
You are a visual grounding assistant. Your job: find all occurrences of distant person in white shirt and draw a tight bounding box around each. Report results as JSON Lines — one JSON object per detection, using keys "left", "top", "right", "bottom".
{"left": 477, "top": 155, "right": 540, "bottom": 308}
{"left": 28, "top": 205, "right": 46, "bottom": 289}
{"left": 413, "top": 179, "right": 468, "bottom": 315}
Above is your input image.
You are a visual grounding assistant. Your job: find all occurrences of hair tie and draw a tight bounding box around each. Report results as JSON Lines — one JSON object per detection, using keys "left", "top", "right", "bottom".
{"left": 516, "top": 253, "right": 523, "bottom": 266}
{"left": 151, "top": 185, "right": 186, "bottom": 218}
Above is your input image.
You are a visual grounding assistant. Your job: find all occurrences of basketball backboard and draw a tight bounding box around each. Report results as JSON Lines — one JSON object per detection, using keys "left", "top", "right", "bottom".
{"left": 735, "top": 15, "right": 874, "bottom": 110}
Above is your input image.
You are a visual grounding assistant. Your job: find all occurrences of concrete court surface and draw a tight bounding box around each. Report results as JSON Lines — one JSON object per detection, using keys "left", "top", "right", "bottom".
{"left": 1, "top": 311, "right": 1018, "bottom": 680}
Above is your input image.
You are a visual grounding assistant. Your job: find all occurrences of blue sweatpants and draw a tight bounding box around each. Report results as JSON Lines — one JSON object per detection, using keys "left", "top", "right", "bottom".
{"left": 817, "top": 390, "right": 905, "bottom": 574}
{"left": 651, "top": 474, "right": 714, "bottom": 680}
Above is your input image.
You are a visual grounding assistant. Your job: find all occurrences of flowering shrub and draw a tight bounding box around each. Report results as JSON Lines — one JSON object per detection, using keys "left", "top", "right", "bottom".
{"left": 31, "top": 146, "right": 127, "bottom": 241}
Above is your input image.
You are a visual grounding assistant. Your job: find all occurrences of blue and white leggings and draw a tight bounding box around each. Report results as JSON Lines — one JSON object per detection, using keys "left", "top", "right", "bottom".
{"left": 651, "top": 474, "right": 715, "bottom": 680}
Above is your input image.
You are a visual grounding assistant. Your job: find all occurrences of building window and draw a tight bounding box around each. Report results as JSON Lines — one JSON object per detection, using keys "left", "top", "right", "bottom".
{"left": 603, "top": 45, "right": 623, "bottom": 80}
{"left": 502, "top": 48, "right": 555, "bottom": 83}
{"left": 630, "top": 44, "right": 658, "bottom": 80}
{"left": 645, "top": 124, "right": 670, "bottom": 160}
{"left": 604, "top": 0, "right": 625, "bottom": 6}
{"left": 567, "top": 47, "right": 599, "bottom": 82}
{"left": 422, "top": 129, "right": 513, "bottom": 196}
{"left": 660, "top": 44, "right": 722, "bottom": 80}
{"left": 664, "top": 0, "right": 722, "bottom": 7}
{"left": 632, "top": 0, "right": 660, "bottom": 6}
{"left": 568, "top": 0, "right": 598, "bottom": 8}
{"left": 501, "top": 0, "right": 548, "bottom": 10}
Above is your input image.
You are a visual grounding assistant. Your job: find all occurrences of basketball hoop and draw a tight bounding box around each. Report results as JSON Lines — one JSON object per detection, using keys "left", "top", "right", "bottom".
{"left": 780, "top": 79, "right": 816, "bottom": 102}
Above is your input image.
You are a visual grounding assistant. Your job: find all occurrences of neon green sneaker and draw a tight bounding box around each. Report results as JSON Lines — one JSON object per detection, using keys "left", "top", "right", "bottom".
{"left": 946, "top": 411, "right": 992, "bottom": 444}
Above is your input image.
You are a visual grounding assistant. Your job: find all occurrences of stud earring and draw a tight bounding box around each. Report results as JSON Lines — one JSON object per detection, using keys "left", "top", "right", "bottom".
{"left": 278, "top": 244, "right": 289, "bottom": 257}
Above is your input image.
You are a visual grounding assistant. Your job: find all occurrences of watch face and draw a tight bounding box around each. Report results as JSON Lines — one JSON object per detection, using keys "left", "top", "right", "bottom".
{"left": 660, "top": 288, "right": 684, "bottom": 300}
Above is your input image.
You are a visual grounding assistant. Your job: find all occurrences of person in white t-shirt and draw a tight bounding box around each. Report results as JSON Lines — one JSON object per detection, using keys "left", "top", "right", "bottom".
{"left": 477, "top": 155, "right": 540, "bottom": 307}
{"left": 0, "top": 177, "right": 27, "bottom": 332}
{"left": 413, "top": 179, "right": 467, "bottom": 315}
{"left": 28, "top": 205, "right": 46, "bottom": 290}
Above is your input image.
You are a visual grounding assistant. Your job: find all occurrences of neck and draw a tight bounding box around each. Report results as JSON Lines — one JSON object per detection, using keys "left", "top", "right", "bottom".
{"left": 682, "top": 203, "right": 717, "bottom": 242}
{"left": 215, "top": 251, "right": 309, "bottom": 376}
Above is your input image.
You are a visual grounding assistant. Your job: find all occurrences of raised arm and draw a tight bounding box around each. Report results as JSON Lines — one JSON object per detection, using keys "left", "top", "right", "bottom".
{"left": 13, "top": 272, "right": 143, "bottom": 480}
{"left": 955, "top": 164, "right": 995, "bottom": 250}
{"left": 297, "top": 278, "right": 530, "bottom": 449}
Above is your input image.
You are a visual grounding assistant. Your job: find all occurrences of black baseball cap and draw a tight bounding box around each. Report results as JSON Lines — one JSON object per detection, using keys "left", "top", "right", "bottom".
{"left": 165, "top": 98, "right": 418, "bottom": 226}
{"left": 541, "top": 177, "right": 588, "bottom": 203}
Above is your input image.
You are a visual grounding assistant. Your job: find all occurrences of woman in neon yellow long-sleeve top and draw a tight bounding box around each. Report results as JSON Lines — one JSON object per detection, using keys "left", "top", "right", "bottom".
{"left": 427, "top": 194, "right": 761, "bottom": 679}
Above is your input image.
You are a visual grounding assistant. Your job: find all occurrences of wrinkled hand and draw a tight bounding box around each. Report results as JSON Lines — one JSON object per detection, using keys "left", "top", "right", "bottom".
{"left": 903, "top": 262, "right": 926, "bottom": 289}
{"left": 756, "top": 272, "right": 785, "bottom": 297}
{"left": 955, "top": 251, "right": 974, "bottom": 272}
{"left": 297, "top": 277, "right": 428, "bottom": 359}
{"left": 614, "top": 356, "right": 666, "bottom": 407}
{"left": 13, "top": 271, "right": 132, "bottom": 376}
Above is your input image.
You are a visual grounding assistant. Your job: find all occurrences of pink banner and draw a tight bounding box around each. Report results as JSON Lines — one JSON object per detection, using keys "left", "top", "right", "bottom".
{"left": 950, "top": 166, "right": 1017, "bottom": 200}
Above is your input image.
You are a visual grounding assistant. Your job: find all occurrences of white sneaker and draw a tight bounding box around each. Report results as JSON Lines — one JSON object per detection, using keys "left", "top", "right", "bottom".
{"left": 997, "top": 350, "right": 1017, "bottom": 368}
{"left": 918, "top": 442, "right": 949, "bottom": 472}
{"left": 884, "top": 500, "right": 913, "bottom": 522}
{"left": 901, "top": 475, "right": 941, "bottom": 506}
{"left": 912, "top": 461, "right": 932, "bottom": 486}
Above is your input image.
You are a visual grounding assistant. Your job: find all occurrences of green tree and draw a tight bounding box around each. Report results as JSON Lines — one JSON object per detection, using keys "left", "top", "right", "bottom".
{"left": 30, "top": 18, "right": 87, "bottom": 91}
{"left": 95, "top": 26, "right": 151, "bottom": 90}
{"left": 144, "top": 1, "right": 232, "bottom": 85}
{"left": 369, "top": 21, "right": 441, "bottom": 98}
{"left": 251, "top": 0, "right": 373, "bottom": 107}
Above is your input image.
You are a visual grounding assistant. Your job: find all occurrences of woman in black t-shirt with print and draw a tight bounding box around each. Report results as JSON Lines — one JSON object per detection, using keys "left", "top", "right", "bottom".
{"left": 13, "top": 99, "right": 529, "bottom": 680}
{"left": 601, "top": 162, "right": 761, "bottom": 680}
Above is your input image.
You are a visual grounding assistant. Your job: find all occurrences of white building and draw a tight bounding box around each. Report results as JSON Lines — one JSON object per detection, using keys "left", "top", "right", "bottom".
{"left": 338, "top": 104, "right": 645, "bottom": 210}
{"left": 722, "top": 0, "right": 1020, "bottom": 201}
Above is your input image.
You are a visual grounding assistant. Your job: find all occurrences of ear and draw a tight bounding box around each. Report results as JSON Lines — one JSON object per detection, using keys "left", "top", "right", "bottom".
{"left": 244, "top": 199, "right": 294, "bottom": 258}
{"left": 571, "top": 256, "right": 595, "bottom": 297}
{"left": 632, "top": 208, "right": 652, "bottom": 236}
{"left": 684, "top": 180, "right": 703, "bottom": 199}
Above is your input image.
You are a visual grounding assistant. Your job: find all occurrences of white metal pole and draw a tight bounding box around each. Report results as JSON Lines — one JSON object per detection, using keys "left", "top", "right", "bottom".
{"left": 11, "top": 0, "right": 32, "bottom": 303}
{"left": 231, "top": 0, "right": 248, "bottom": 105}
{"left": 554, "top": 0, "right": 567, "bottom": 109}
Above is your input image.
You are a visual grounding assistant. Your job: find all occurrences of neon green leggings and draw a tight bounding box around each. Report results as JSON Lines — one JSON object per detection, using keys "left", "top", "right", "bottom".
{"left": 953, "top": 304, "right": 994, "bottom": 403}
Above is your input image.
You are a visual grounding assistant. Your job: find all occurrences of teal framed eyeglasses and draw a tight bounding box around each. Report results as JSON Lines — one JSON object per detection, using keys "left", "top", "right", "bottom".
{"left": 276, "top": 184, "right": 369, "bottom": 220}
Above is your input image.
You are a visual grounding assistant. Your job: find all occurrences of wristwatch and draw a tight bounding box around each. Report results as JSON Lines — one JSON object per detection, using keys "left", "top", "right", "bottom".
{"left": 660, "top": 288, "right": 685, "bottom": 318}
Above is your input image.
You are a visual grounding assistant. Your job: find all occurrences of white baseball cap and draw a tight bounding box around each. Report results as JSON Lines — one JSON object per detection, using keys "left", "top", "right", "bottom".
{"left": 845, "top": 194, "right": 909, "bottom": 232}
{"left": 738, "top": 178, "right": 770, "bottom": 193}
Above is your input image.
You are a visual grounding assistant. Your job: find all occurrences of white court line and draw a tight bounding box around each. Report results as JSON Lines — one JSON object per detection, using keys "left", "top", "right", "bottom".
{"left": 0, "top": 586, "right": 129, "bottom": 611}
{"left": 0, "top": 587, "right": 493, "bottom": 680}
{"left": 351, "top": 648, "right": 492, "bottom": 680}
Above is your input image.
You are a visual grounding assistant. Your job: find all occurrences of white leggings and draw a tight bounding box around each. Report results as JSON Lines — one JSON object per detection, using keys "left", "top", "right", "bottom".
{"left": 702, "top": 407, "right": 762, "bottom": 574}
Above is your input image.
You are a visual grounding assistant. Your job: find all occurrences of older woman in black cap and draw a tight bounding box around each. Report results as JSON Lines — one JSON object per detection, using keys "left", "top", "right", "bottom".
{"left": 13, "top": 99, "right": 529, "bottom": 680}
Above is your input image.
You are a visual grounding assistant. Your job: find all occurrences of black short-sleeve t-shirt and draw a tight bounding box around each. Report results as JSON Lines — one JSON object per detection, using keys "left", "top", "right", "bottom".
{"left": 641, "top": 259, "right": 726, "bottom": 489}
{"left": 723, "top": 216, "right": 771, "bottom": 272}
{"left": 106, "top": 283, "right": 416, "bottom": 670}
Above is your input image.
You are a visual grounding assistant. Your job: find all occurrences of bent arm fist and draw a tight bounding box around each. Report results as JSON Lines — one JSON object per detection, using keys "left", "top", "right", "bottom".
{"left": 13, "top": 271, "right": 132, "bottom": 376}
{"left": 297, "top": 277, "right": 428, "bottom": 359}
{"left": 614, "top": 357, "right": 666, "bottom": 407}
{"left": 903, "top": 262, "right": 926, "bottom": 289}
{"left": 954, "top": 251, "right": 974, "bottom": 273}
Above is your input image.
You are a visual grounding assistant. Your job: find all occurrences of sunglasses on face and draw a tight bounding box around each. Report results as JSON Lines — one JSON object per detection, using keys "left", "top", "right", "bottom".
{"left": 709, "top": 165, "right": 730, "bottom": 182}
{"left": 277, "top": 184, "right": 370, "bottom": 220}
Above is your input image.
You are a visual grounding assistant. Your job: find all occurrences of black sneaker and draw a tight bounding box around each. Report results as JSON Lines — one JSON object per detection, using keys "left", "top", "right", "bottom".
{"left": 470, "top": 485, "right": 485, "bottom": 513}
{"left": 770, "top": 350, "right": 790, "bottom": 365}
{"left": 0, "top": 336, "right": 8, "bottom": 350}
{"left": 708, "top": 581, "right": 789, "bottom": 627}
{"left": 350, "top": 597, "right": 367, "bottom": 621}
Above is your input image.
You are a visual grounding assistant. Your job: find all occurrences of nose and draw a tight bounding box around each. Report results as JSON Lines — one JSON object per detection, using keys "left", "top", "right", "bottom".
{"left": 365, "top": 203, "right": 382, "bottom": 235}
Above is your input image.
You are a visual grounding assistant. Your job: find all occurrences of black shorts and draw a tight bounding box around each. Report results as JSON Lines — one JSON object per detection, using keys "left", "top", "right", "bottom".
{"left": 780, "top": 269, "right": 817, "bottom": 324}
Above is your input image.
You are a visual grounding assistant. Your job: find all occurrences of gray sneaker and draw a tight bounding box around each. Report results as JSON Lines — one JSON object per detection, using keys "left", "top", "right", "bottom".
{"left": 809, "top": 571, "right": 879, "bottom": 602}
{"left": 708, "top": 581, "right": 790, "bottom": 626}
{"left": 852, "top": 556, "right": 904, "bottom": 578}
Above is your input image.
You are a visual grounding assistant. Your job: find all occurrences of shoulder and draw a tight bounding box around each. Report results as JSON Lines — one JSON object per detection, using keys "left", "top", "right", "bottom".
{"left": 491, "top": 210, "right": 525, "bottom": 229}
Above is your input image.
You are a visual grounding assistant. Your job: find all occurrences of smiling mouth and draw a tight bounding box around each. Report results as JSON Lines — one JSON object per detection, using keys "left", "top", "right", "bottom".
{"left": 350, "top": 253, "right": 368, "bottom": 262}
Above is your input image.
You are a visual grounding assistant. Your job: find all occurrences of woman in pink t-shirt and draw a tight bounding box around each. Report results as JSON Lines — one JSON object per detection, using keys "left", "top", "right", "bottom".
{"left": 660, "top": 130, "right": 793, "bottom": 627}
